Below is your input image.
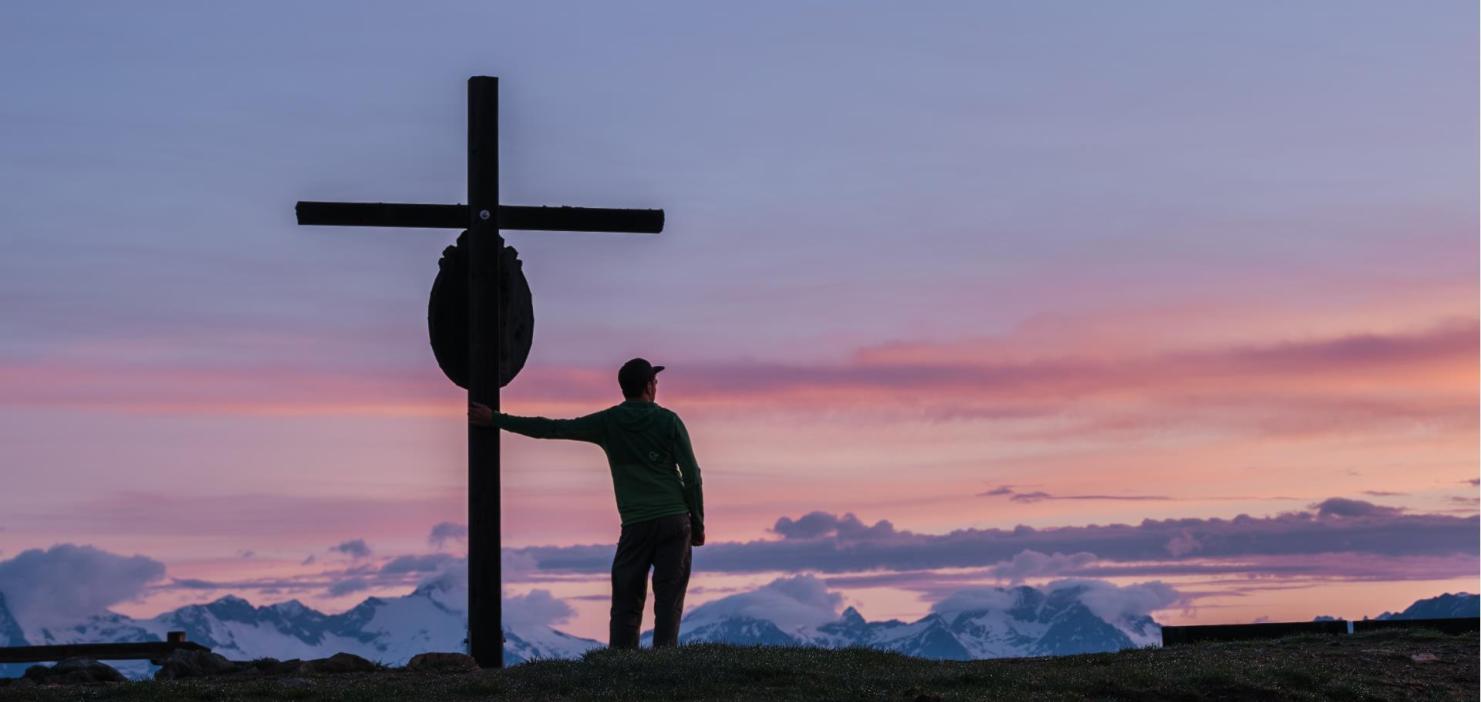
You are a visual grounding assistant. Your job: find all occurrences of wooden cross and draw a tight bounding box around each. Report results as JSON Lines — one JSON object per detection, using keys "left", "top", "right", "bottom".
{"left": 294, "top": 76, "right": 663, "bottom": 668}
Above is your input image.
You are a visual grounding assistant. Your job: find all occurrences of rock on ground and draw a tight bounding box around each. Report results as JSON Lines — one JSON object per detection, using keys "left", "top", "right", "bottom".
{"left": 240, "top": 658, "right": 306, "bottom": 675}
{"left": 302, "top": 652, "right": 378, "bottom": 674}
{"left": 23, "top": 657, "right": 126, "bottom": 684}
{"left": 154, "top": 649, "right": 239, "bottom": 680}
{"left": 406, "top": 652, "right": 480, "bottom": 673}
{"left": 154, "top": 650, "right": 382, "bottom": 680}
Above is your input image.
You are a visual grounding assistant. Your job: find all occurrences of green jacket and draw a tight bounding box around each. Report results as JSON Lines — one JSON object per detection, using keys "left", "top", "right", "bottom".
{"left": 493, "top": 400, "right": 704, "bottom": 527}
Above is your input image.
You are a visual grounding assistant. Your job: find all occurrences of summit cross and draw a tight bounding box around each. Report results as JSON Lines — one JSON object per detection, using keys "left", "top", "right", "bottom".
{"left": 294, "top": 76, "right": 664, "bottom": 668}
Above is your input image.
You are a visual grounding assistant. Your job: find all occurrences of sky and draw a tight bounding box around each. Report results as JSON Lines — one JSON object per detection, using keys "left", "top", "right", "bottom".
{"left": 0, "top": 2, "right": 1476, "bottom": 641}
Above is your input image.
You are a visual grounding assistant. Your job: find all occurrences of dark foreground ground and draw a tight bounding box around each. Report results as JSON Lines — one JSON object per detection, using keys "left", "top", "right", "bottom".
{"left": 0, "top": 629, "right": 1476, "bottom": 701}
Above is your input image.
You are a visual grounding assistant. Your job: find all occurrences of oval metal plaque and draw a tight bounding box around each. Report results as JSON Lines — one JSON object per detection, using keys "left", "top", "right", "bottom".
{"left": 427, "top": 230, "right": 534, "bottom": 389}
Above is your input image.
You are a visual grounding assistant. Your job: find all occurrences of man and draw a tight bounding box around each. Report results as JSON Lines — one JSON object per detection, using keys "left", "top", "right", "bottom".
{"left": 467, "top": 358, "right": 704, "bottom": 649}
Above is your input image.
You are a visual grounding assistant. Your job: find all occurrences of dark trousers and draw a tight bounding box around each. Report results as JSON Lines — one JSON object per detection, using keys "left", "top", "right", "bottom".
{"left": 609, "top": 513, "right": 692, "bottom": 649}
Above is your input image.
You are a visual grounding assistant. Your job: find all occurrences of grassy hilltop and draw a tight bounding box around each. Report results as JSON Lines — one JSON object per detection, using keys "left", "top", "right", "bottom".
{"left": 0, "top": 629, "right": 1475, "bottom": 701}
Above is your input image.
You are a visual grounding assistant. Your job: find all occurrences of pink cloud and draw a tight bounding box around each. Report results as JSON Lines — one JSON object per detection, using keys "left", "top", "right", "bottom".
{"left": 9, "top": 491, "right": 460, "bottom": 540}
{"left": 2, "top": 319, "right": 1472, "bottom": 441}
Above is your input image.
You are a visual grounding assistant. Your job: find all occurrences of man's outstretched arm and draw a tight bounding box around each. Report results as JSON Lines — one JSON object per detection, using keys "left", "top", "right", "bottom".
{"left": 674, "top": 415, "right": 706, "bottom": 546}
{"left": 469, "top": 402, "right": 604, "bottom": 444}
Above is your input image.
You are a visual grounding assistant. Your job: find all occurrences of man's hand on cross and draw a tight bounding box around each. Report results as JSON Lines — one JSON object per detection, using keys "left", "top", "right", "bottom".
{"left": 468, "top": 401, "right": 494, "bottom": 427}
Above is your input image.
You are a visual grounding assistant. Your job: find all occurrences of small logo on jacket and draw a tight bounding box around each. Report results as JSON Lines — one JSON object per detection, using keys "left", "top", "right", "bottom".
{"left": 648, "top": 451, "right": 660, "bottom": 461}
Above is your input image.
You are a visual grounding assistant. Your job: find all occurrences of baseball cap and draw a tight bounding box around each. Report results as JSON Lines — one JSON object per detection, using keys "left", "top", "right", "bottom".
{"left": 618, "top": 358, "right": 665, "bottom": 397}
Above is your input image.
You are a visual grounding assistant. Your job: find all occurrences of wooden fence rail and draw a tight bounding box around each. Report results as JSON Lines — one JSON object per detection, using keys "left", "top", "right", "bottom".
{"left": 1162, "top": 617, "right": 1478, "bottom": 646}
{"left": 0, "top": 631, "right": 208, "bottom": 664}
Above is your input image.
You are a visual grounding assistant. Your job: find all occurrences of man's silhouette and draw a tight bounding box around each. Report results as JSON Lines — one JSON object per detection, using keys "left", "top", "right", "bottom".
{"left": 468, "top": 358, "right": 705, "bottom": 649}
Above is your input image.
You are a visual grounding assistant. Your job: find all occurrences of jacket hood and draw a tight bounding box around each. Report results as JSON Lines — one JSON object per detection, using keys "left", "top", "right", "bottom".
{"left": 611, "top": 400, "right": 667, "bottom": 431}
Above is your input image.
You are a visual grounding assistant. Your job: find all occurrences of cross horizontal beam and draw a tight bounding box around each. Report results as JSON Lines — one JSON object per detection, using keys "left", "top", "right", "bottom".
{"left": 295, "top": 201, "right": 664, "bottom": 233}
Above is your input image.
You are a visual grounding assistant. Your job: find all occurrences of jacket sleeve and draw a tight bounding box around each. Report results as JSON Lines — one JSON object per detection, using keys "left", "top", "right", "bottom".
{"left": 673, "top": 415, "right": 705, "bottom": 524}
{"left": 494, "top": 410, "right": 604, "bottom": 444}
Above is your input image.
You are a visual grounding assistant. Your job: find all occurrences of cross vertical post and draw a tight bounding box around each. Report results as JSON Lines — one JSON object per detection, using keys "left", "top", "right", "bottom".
{"left": 466, "top": 76, "right": 502, "bottom": 668}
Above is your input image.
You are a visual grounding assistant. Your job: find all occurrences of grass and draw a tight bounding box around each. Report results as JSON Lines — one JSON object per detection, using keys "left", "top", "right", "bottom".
{"left": 0, "top": 629, "right": 1474, "bottom": 701}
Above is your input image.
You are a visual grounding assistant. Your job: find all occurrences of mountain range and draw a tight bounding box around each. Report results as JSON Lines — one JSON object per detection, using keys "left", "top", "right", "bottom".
{"left": 0, "top": 578, "right": 598, "bottom": 676}
{"left": 1374, "top": 592, "right": 1479, "bottom": 621}
{"left": 0, "top": 586, "right": 1473, "bottom": 679}
{"left": 642, "top": 582, "right": 1162, "bottom": 660}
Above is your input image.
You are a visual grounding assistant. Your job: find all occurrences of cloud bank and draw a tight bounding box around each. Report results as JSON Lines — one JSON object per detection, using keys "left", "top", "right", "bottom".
{"left": 0, "top": 544, "right": 165, "bottom": 626}
{"left": 513, "top": 500, "right": 1478, "bottom": 580}
{"left": 683, "top": 575, "right": 843, "bottom": 630}
{"left": 406, "top": 563, "right": 574, "bottom": 628}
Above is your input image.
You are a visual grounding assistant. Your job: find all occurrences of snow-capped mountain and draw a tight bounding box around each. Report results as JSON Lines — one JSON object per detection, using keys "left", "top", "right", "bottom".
{"left": 1, "top": 580, "right": 600, "bottom": 678}
{"left": 0, "top": 593, "right": 26, "bottom": 648}
{"left": 643, "top": 583, "right": 1161, "bottom": 660}
{"left": 1375, "top": 592, "right": 1479, "bottom": 621}
{"left": 504, "top": 625, "right": 607, "bottom": 665}
{"left": 0, "top": 593, "right": 31, "bottom": 678}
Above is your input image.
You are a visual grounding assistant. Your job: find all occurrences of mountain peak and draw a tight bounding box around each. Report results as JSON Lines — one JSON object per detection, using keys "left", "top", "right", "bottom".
{"left": 269, "top": 599, "right": 309, "bottom": 615}
{"left": 196, "top": 595, "right": 260, "bottom": 621}
{"left": 840, "top": 607, "right": 865, "bottom": 626}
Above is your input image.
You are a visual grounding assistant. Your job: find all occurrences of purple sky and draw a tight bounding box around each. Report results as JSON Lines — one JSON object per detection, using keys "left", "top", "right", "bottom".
{"left": 0, "top": 2, "right": 1476, "bottom": 638}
